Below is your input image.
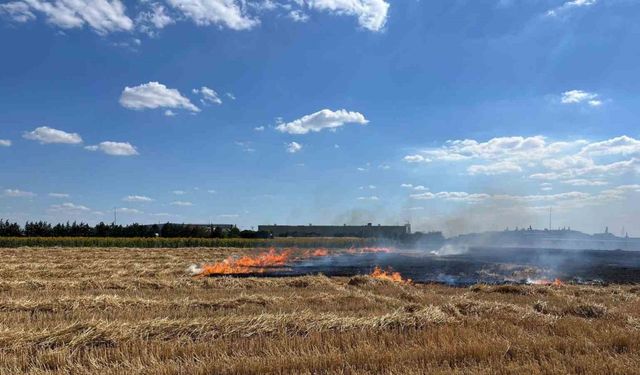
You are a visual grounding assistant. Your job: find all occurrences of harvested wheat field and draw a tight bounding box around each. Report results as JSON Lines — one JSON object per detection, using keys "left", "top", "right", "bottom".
{"left": 0, "top": 247, "right": 639, "bottom": 375}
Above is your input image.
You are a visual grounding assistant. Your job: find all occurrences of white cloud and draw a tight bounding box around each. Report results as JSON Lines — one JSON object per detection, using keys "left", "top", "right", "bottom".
{"left": 123, "top": 195, "right": 154, "bottom": 202}
{"left": 467, "top": 161, "right": 523, "bottom": 176}
{"left": 117, "top": 207, "right": 143, "bottom": 214}
{"left": 359, "top": 185, "right": 376, "bottom": 190}
{"left": 410, "top": 191, "right": 491, "bottom": 203}
{"left": 403, "top": 154, "right": 430, "bottom": 163}
{"left": 207, "top": 189, "right": 216, "bottom": 194}
{"left": 172, "top": 190, "right": 186, "bottom": 195}
{"left": 164, "top": 110, "right": 177, "bottom": 117}
{"left": 170, "top": 200, "right": 193, "bottom": 206}
{"left": 0, "top": 0, "right": 133, "bottom": 34}
{"left": 23, "top": 126, "right": 82, "bottom": 144}
{"left": 225, "top": 92, "right": 236, "bottom": 100}
{"left": 547, "top": 0, "right": 596, "bottom": 17}
{"left": 254, "top": 126, "right": 265, "bottom": 131}
{"left": 400, "top": 183, "right": 413, "bottom": 188}
{"left": 193, "top": 86, "right": 222, "bottom": 105}
{"left": 306, "top": 0, "right": 389, "bottom": 31}
{"left": 531, "top": 158, "right": 639, "bottom": 181}
{"left": 357, "top": 195, "right": 379, "bottom": 201}
{"left": 235, "top": 140, "right": 255, "bottom": 152}
{"left": 579, "top": 136, "right": 640, "bottom": 157}
{"left": 561, "top": 179, "right": 608, "bottom": 187}
{"left": 560, "top": 90, "right": 601, "bottom": 106}
{"left": 0, "top": 139, "right": 11, "bottom": 147}
{"left": 85, "top": 141, "right": 138, "bottom": 156}
{"left": 0, "top": 1, "right": 35, "bottom": 22}
{"left": 49, "top": 192, "right": 70, "bottom": 198}
{"left": 410, "top": 190, "right": 596, "bottom": 205}
{"left": 288, "top": 9, "right": 308, "bottom": 22}
{"left": 3, "top": 189, "right": 36, "bottom": 198}
{"left": 49, "top": 202, "right": 90, "bottom": 212}
{"left": 286, "top": 141, "right": 302, "bottom": 153}
{"left": 166, "top": 0, "right": 259, "bottom": 30}
{"left": 119, "top": 82, "right": 200, "bottom": 112}
{"left": 136, "top": 3, "right": 174, "bottom": 35}
{"left": 276, "top": 109, "right": 368, "bottom": 134}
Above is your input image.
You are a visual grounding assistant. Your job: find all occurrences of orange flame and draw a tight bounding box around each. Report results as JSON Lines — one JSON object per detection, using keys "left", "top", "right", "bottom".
{"left": 311, "top": 248, "right": 329, "bottom": 257}
{"left": 198, "top": 248, "right": 291, "bottom": 276}
{"left": 370, "top": 266, "right": 411, "bottom": 284}
{"left": 196, "top": 247, "right": 398, "bottom": 277}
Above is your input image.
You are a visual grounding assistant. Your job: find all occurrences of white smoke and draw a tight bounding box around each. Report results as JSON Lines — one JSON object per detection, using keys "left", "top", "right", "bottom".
{"left": 187, "top": 264, "right": 202, "bottom": 276}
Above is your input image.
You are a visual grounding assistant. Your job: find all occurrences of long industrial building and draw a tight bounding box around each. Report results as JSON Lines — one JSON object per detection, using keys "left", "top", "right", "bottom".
{"left": 258, "top": 223, "right": 411, "bottom": 238}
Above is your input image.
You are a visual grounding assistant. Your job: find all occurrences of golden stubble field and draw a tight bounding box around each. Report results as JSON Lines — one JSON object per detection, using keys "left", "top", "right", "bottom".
{"left": 0, "top": 247, "right": 639, "bottom": 375}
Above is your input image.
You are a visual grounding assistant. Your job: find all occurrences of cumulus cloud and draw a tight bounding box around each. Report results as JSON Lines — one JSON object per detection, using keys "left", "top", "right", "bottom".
{"left": 403, "top": 154, "right": 430, "bottom": 163}
{"left": 288, "top": 9, "right": 309, "bottom": 22}
{"left": 3, "top": 189, "right": 36, "bottom": 198}
{"left": 579, "top": 136, "right": 640, "bottom": 157}
{"left": 561, "top": 179, "right": 608, "bottom": 187}
{"left": 23, "top": 126, "right": 83, "bottom": 144}
{"left": 411, "top": 190, "right": 589, "bottom": 205}
{"left": 136, "top": 2, "right": 174, "bottom": 35}
{"left": 306, "top": 0, "right": 389, "bottom": 31}
{"left": 123, "top": 195, "right": 154, "bottom": 202}
{"left": 0, "top": 1, "right": 35, "bottom": 22}
{"left": 170, "top": 200, "right": 193, "bottom": 206}
{"left": 117, "top": 207, "right": 143, "bottom": 214}
{"left": 357, "top": 195, "right": 379, "bottom": 201}
{"left": 0, "top": 0, "right": 133, "bottom": 34}
{"left": 49, "top": 192, "right": 70, "bottom": 198}
{"left": 119, "top": 82, "right": 200, "bottom": 112}
{"left": 85, "top": 141, "right": 139, "bottom": 156}
{"left": 547, "top": 0, "right": 597, "bottom": 17}
{"left": 286, "top": 141, "right": 302, "bottom": 153}
{"left": 193, "top": 86, "right": 222, "bottom": 105}
{"left": 166, "top": 0, "right": 259, "bottom": 30}
{"left": 531, "top": 158, "right": 639, "bottom": 181}
{"left": 276, "top": 109, "right": 368, "bottom": 134}
{"left": 49, "top": 202, "right": 90, "bottom": 212}
{"left": 254, "top": 126, "right": 265, "bottom": 131}
{"left": 172, "top": 190, "right": 186, "bottom": 195}
{"left": 0, "top": 139, "right": 11, "bottom": 147}
{"left": 560, "top": 90, "right": 602, "bottom": 106}
{"left": 467, "top": 161, "right": 523, "bottom": 176}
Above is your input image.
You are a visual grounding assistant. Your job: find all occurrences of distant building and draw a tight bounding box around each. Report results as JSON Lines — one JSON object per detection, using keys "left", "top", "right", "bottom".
{"left": 258, "top": 223, "right": 411, "bottom": 238}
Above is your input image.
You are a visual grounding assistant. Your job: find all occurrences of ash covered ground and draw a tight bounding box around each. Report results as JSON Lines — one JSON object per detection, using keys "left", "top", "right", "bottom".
{"left": 225, "top": 247, "right": 640, "bottom": 285}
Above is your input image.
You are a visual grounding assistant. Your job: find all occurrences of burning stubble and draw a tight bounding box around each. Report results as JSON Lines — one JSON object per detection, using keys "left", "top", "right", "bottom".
{"left": 190, "top": 246, "right": 640, "bottom": 285}
{"left": 0, "top": 246, "right": 639, "bottom": 374}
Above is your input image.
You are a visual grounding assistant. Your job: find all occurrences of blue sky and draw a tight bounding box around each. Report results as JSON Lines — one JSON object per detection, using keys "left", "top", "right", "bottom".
{"left": 0, "top": 0, "right": 639, "bottom": 235}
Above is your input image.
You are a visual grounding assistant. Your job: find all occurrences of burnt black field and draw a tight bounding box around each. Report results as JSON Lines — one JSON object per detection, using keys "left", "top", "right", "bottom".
{"left": 228, "top": 247, "right": 640, "bottom": 285}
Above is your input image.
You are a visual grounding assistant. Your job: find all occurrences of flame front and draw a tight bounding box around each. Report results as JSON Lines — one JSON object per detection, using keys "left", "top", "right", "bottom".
{"left": 195, "top": 246, "right": 397, "bottom": 277}
{"left": 370, "top": 266, "right": 411, "bottom": 284}
{"left": 198, "top": 248, "right": 292, "bottom": 276}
